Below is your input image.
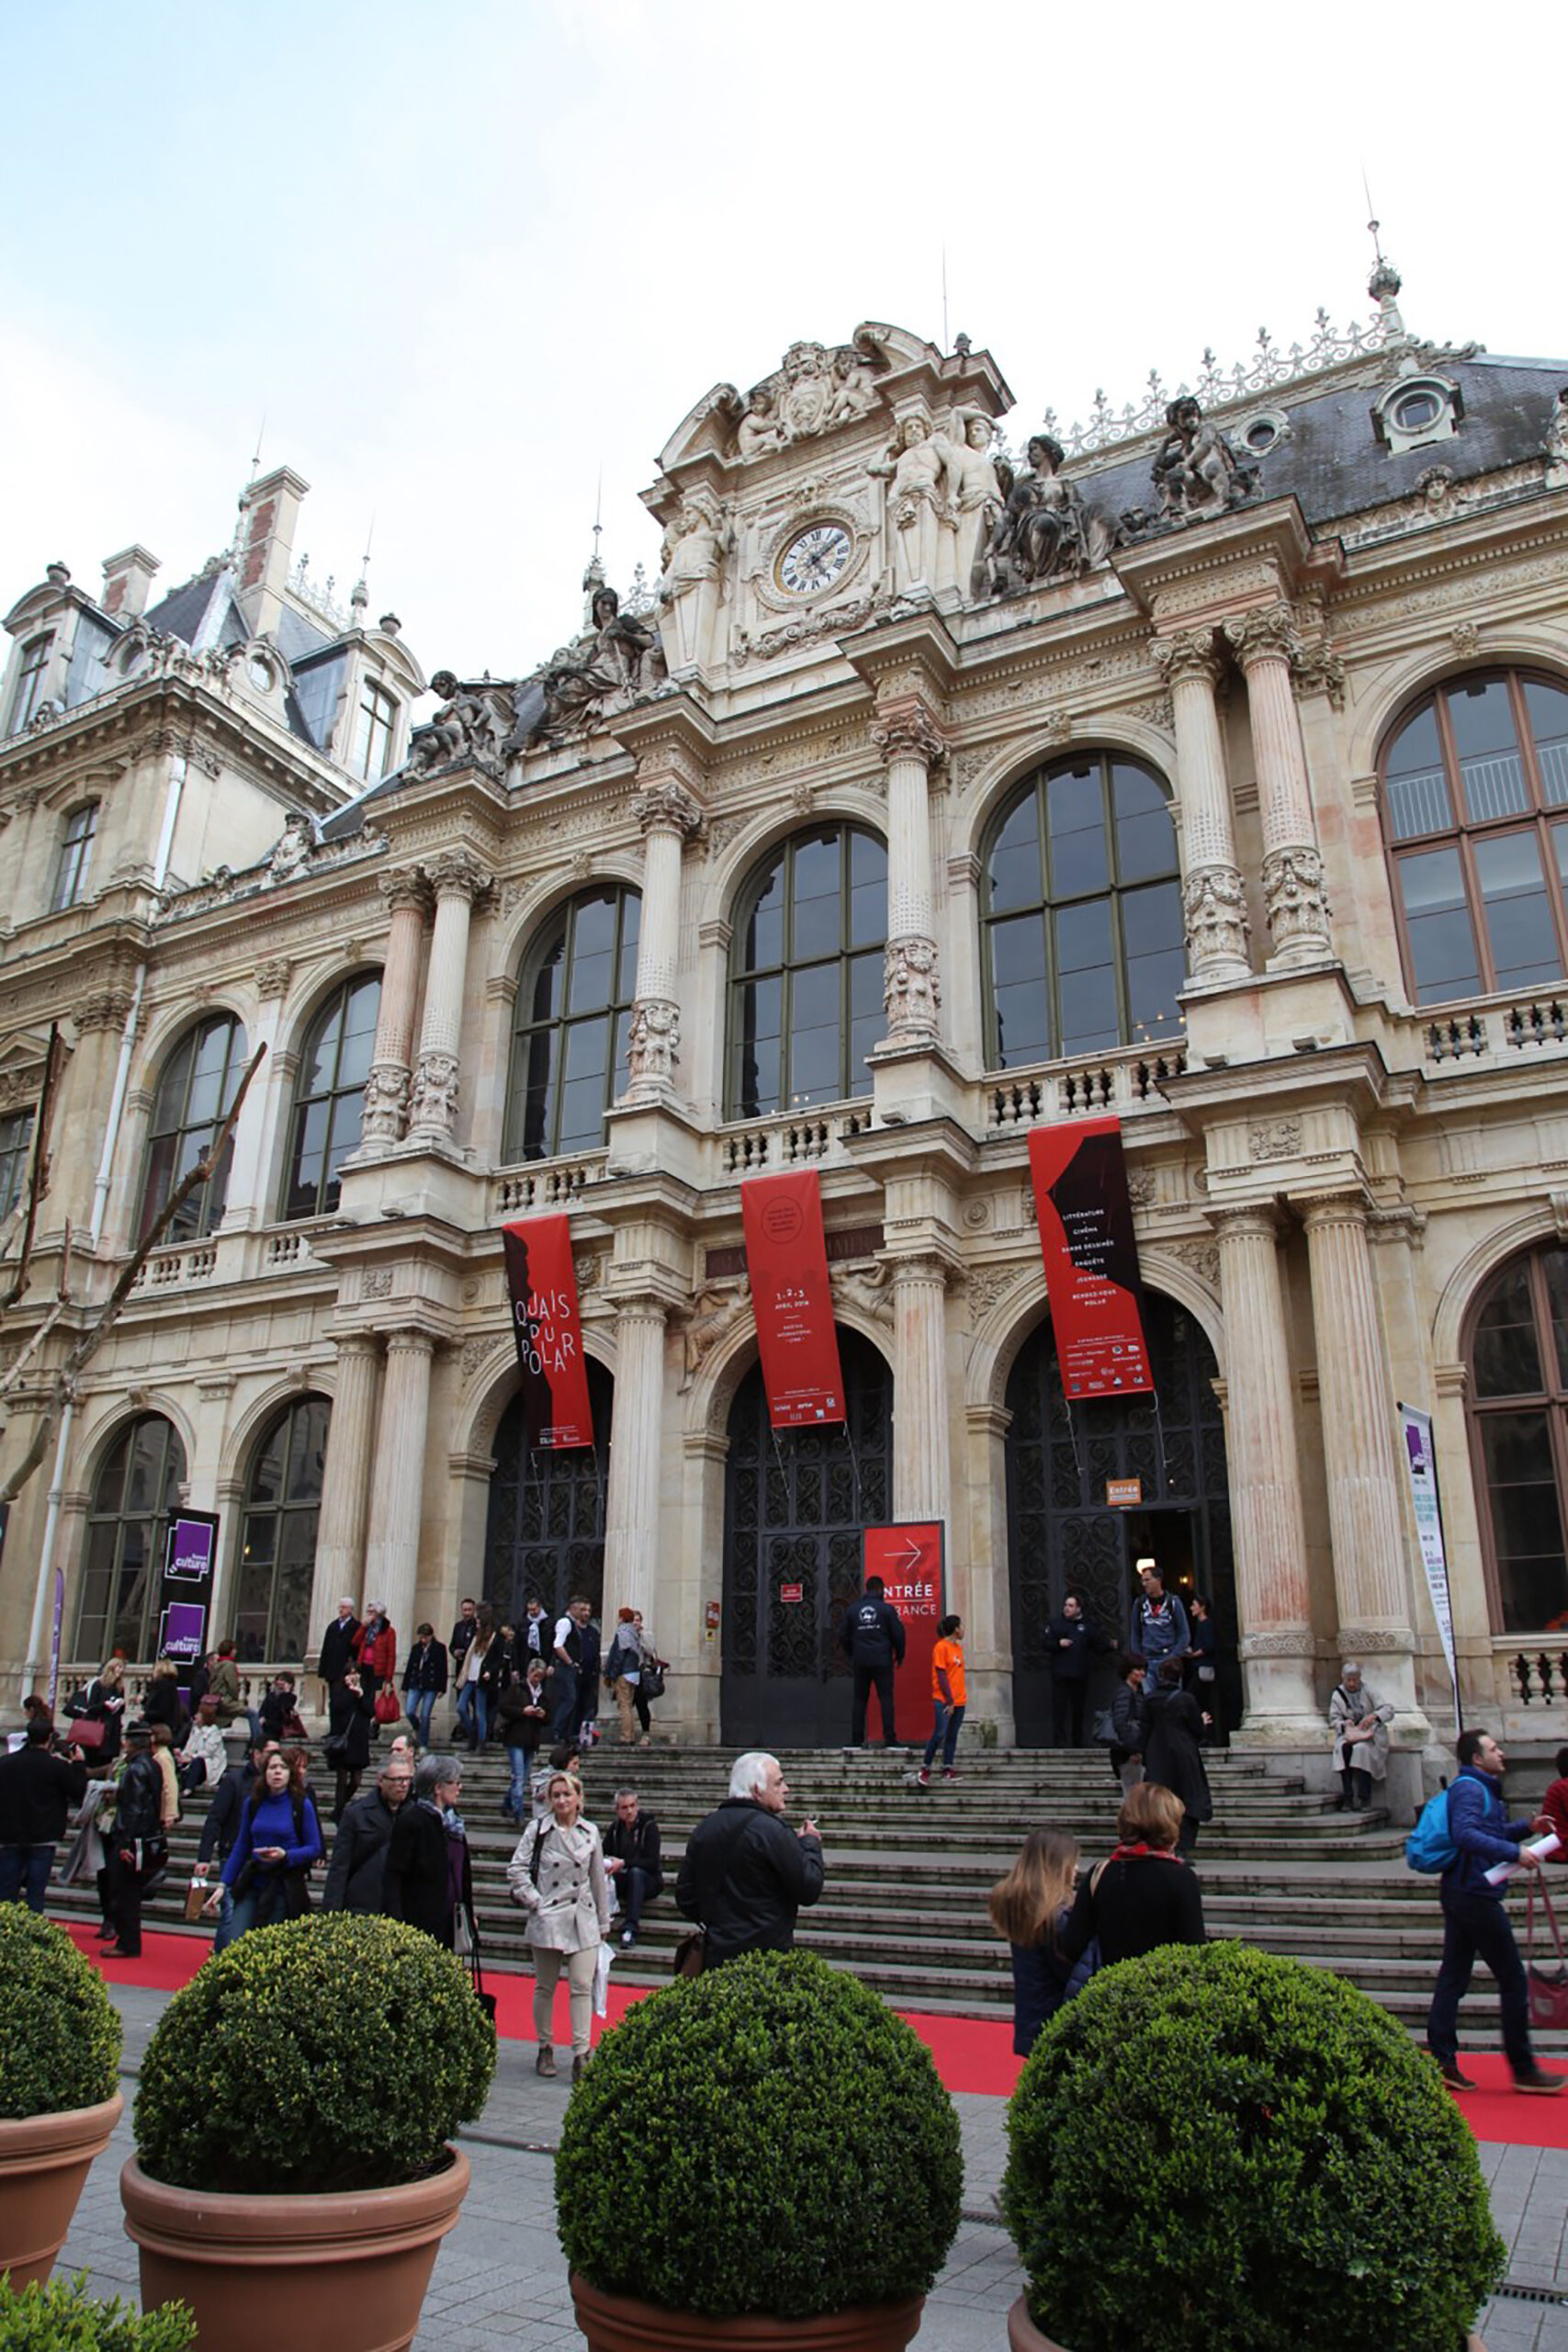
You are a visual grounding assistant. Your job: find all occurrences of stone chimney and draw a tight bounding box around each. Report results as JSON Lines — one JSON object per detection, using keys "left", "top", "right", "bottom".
{"left": 101, "top": 545, "right": 161, "bottom": 619}
{"left": 234, "top": 466, "right": 310, "bottom": 639}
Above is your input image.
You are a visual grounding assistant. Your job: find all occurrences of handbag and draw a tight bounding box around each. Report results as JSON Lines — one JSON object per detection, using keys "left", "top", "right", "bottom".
{"left": 373, "top": 1687, "right": 400, "bottom": 1726}
{"left": 184, "top": 1880, "right": 210, "bottom": 1924}
{"left": 641, "top": 1659, "right": 666, "bottom": 1702}
{"left": 672, "top": 1926, "right": 706, "bottom": 1978}
{"left": 1526, "top": 1877, "right": 1568, "bottom": 2030}
{"left": 69, "top": 1716, "right": 109, "bottom": 1754}
{"left": 1089, "top": 1708, "right": 1117, "bottom": 1745}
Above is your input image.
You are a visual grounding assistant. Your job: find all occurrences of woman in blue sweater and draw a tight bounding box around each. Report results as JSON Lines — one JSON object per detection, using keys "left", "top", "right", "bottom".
{"left": 216, "top": 1747, "right": 323, "bottom": 1941}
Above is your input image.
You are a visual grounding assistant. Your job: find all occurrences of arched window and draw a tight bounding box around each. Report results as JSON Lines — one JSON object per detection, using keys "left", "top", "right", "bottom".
{"left": 281, "top": 974, "right": 381, "bottom": 1219}
{"left": 981, "top": 752, "right": 1184, "bottom": 1068}
{"left": 503, "top": 887, "right": 641, "bottom": 1161}
{"left": 1382, "top": 669, "right": 1568, "bottom": 1005}
{"left": 75, "top": 1412, "right": 186, "bottom": 1662}
{"left": 51, "top": 801, "right": 98, "bottom": 910}
{"left": 351, "top": 680, "right": 398, "bottom": 781}
{"left": 0, "top": 1108, "right": 34, "bottom": 1218}
{"left": 7, "top": 633, "right": 52, "bottom": 734}
{"left": 728, "top": 826, "right": 886, "bottom": 1118}
{"left": 1467, "top": 1245, "right": 1568, "bottom": 1634}
{"left": 233, "top": 1396, "right": 330, "bottom": 1662}
{"left": 140, "top": 1012, "right": 247, "bottom": 1243}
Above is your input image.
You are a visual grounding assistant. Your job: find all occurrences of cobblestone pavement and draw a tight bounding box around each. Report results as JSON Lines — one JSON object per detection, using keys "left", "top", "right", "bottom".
{"left": 56, "top": 1986, "right": 1568, "bottom": 2351}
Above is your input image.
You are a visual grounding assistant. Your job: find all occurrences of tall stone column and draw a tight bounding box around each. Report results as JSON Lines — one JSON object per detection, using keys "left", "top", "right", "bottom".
{"left": 361, "top": 1330, "right": 435, "bottom": 1644}
{"left": 602, "top": 1293, "right": 668, "bottom": 1621}
{"left": 890, "top": 1253, "right": 953, "bottom": 1532}
{"left": 408, "top": 851, "right": 491, "bottom": 1144}
{"left": 1224, "top": 604, "right": 1334, "bottom": 967}
{"left": 1303, "top": 1194, "right": 1421, "bottom": 1716}
{"left": 308, "top": 1334, "right": 380, "bottom": 1641}
{"left": 1212, "top": 1206, "right": 1319, "bottom": 1735}
{"left": 625, "top": 777, "right": 705, "bottom": 1103}
{"left": 1154, "top": 628, "right": 1250, "bottom": 982}
{"left": 871, "top": 700, "right": 946, "bottom": 1046}
{"left": 360, "top": 868, "right": 430, "bottom": 1152}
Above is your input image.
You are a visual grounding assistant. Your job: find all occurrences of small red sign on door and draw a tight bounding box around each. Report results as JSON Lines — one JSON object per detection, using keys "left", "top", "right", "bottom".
{"left": 778, "top": 1582, "right": 804, "bottom": 1604}
{"left": 1106, "top": 1477, "right": 1143, "bottom": 1508}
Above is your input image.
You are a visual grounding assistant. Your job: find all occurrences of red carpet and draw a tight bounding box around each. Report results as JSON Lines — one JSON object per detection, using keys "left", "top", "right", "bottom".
{"left": 65, "top": 1924, "right": 1568, "bottom": 2147}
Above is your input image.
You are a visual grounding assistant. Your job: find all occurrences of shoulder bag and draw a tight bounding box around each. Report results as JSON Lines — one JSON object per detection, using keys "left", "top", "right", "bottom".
{"left": 1526, "top": 1876, "right": 1568, "bottom": 2030}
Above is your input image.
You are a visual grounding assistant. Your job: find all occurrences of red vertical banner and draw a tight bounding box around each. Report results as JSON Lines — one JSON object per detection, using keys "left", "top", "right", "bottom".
{"left": 1027, "top": 1116, "right": 1155, "bottom": 1399}
{"left": 501, "top": 1214, "right": 594, "bottom": 1449}
{"left": 740, "top": 1170, "right": 845, "bottom": 1428}
{"left": 863, "top": 1522, "right": 946, "bottom": 1707}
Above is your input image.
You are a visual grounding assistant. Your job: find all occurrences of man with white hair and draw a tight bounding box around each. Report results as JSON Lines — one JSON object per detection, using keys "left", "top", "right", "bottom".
{"left": 675, "top": 1751, "right": 824, "bottom": 1965}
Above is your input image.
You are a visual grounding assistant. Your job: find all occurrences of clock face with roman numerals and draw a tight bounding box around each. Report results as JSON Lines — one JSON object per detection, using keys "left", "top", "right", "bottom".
{"left": 776, "top": 523, "right": 852, "bottom": 597}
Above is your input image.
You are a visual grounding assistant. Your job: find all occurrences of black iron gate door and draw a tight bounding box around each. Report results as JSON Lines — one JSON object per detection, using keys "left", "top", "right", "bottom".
{"left": 1005, "top": 1292, "right": 1235, "bottom": 1746}
{"left": 484, "top": 1359, "right": 613, "bottom": 1626}
{"left": 721, "top": 1328, "right": 892, "bottom": 1748}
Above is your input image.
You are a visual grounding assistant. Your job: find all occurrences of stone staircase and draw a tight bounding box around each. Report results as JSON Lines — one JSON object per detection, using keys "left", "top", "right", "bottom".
{"left": 48, "top": 1742, "right": 1566, "bottom": 2049}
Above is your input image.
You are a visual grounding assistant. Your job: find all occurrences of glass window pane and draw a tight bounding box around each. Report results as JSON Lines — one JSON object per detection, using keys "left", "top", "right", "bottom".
{"left": 1112, "top": 775, "right": 1179, "bottom": 884}
{"left": 743, "top": 867, "right": 784, "bottom": 970}
{"left": 616, "top": 895, "right": 641, "bottom": 996}
{"left": 1472, "top": 832, "right": 1562, "bottom": 992}
{"left": 789, "top": 1023, "right": 841, "bottom": 1104}
{"left": 1448, "top": 678, "right": 1529, "bottom": 823}
{"left": 1055, "top": 896, "right": 1113, "bottom": 975}
{"left": 567, "top": 946, "right": 614, "bottom": 1015}
{"left": 302, "top": 999, "right": 344, "bottom": 1097}
{"left": 558, "top": 1077, "right": 608, "bottom": 1151}
{"left": 1046, "top": 766, "right": 1110, "bottom": 897}
{"left": 1397, "top": 847, "right": 1482, "bottom": 1004}
{"left": 1542, "top": 1251, "right": 1568, "bottom": 1391}
{"left": 988, "top": 797, "right": 1042, "bottom": 913}
{"left": 1525, "top": 681, "right": 1568, "bottom": 808}
{"left": 1383, "top": 703, "right": 1451, "bottom": 840}
{"left": 530, "top": 931, "right": 564, "bottom": 1023}
{"left": 564, "top": 1015, "right": 610, "bottom": 1083}
{"left": 1123, "top": 881, "right": 1187, "bottom": 1039}
{"left": 1479, "top": 1408, "right": 1568, "bottom": 1632}
{"left": 1473, "top": 1261, "right": 1543, "bottom": 1397}
{"left": 791, "top": 852, "right": 842, "bottom": 959}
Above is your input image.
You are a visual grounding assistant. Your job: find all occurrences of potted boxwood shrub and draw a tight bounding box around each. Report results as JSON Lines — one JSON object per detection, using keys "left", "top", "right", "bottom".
{"left": 1001, "top": 1941, "right": 1506, "bottom": 2352}
{"left": 0, "top": 1907, "right": 123, "bottom": 2287}
{"left": 557, "top": 1949, "right": 963, "bottom": 2352}
{"left": 119, "top": 1914, "right": 494, "bottom": 2352}
{"left": 0, "top": 2270, "right": 193, "bottom": 2349}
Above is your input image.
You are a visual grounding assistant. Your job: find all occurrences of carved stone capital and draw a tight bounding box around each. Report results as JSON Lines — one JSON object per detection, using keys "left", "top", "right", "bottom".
{"left": 1181, "top": 863, "right": 1249, "bottom": 972}
{"left": 632, "top": 779, "right": 706, "bottom": 844}
{"left": 360, "top": 1061, "right": 412, "bottom": 1142}
{"left": 1223, "top": 602, "right": 1300, "bottom": 669}
{"left": 1291, "top": 647, "right": 1348, "bottom": 710}
{"left": 1208, "top": 1201, "right": 1284, "bottom": 1243}
{"left": 73, "top": 989, "right": 137, "bottom": 1035}
{"left": 1262, "top": 843, "right": 1332, "bottom": 954}
{"left": 1238, "top": 1628, "right": 1316, "bottom": 1660}
{"left": 408, "top": 1049, "right": 460, "bottom": 1131}
{"left": 1332, "top": 1626, "right": 1416, "bottom": 1657}
{"left": 254, "top": 956, "right": 292, "bottom": 1001}
{"left": 625, "top": 995, "right": 682, "bottom": 1091}
{"left": 1300, "top": 1189, "right": 1372, "bottom": 1234}
{"left": 380, "top": 865, "right": 433, "bottom": 919}
{"left": 882, "top": 933, "right": 942, "bottom": 1039}
{"left": 425, "top": 849, "right": 492, "bottom": 907}
{"left": 1152, "top": 628, "right": 1222, "bottom": 690}
{"left": 870, "top": 698, "right": 948, "bottom": 770}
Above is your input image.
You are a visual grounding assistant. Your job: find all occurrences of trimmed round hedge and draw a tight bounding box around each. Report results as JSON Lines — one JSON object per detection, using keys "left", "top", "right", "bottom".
{"left": 1002, "top": 1941, "right": 1505, "bottom": 2352}
{"left": 133, "top": 1915, "right": 495, "bottom": 2194}
{"left": 0, "top": 1906, "right": 121, "bottom": 2120}
{"left": 557, "top": 1951, "right": 962, "bottom": 2319}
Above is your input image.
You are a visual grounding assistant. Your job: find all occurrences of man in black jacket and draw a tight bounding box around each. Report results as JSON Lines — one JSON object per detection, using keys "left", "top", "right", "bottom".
{"left": 1043, "top": 1592, "right": 1110, "bottom": 1747}
{"left": 316, "top": 1600, "right": 360, "bottom": 1711}
{"left": 0, "top": 1717, "right": 88, "bottom": 1910}
{"left": 322, "top": 1757, "right": 413, "bottom": 1912}
{"left": 104, "top": 1724, "right": 165, "bottom": 1957}
{"left": 603, "top": 1786, "right": 662, "bottom": 1949}
{"left": 676, "top": 1752, "right": 823, "bottom": 1964}
{"left": 401, "top": 1623, "right": 449, "bottom": 1747}
{"left": 839, "top": 1576, "right": 906, "bottom": 1747}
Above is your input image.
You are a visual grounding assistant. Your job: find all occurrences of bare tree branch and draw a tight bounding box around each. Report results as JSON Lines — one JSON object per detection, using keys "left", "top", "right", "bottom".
{"left": 0, "top": 1045, "right": 266, "bottom": 1510}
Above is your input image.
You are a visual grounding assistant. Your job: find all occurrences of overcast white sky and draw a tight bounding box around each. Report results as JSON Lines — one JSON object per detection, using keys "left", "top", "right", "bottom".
{"left": 0, "top": 0, "right": 1559, "bottom": 698}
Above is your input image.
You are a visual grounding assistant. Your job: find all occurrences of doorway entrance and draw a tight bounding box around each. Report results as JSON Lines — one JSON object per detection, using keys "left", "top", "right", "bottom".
{"left": 1004, "top": 1291, "right": 1237, "bottom": 1746}
{"left": 720, "top": 1327, "right": 892, "bottom": 1748}
{"left": 483, "top": 1359, "right": 613, "bottom": 1626}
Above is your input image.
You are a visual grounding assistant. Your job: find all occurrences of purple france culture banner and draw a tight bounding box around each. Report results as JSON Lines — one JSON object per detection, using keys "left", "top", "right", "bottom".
{"left": 164, "top": 1513, "right": 218, "bottom": 1584}
{"left": 159, "top": 1599, "right": 209, "bottom": 1666}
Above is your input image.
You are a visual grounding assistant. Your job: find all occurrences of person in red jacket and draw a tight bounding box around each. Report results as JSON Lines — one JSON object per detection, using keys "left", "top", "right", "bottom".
{"left": 1544, "top": 1746, "right": 1568, "bottom": 1862}
{"left": 354, "top": 1603, "right": 397, "bottom": 1698}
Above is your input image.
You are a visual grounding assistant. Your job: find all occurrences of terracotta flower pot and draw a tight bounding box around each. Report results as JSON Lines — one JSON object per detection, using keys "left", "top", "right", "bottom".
{"left": 570, "top": 2274, "right": 925, "bottom": 2352}
{"left": 0, "top": 2091, "right": 123, "bottom": 2288}
{"left": 119, "top": 2145, "right": 470, "bottom": 2352}
{"left": 1007, "top": 2297, "right": 1490, "bottom": 2352}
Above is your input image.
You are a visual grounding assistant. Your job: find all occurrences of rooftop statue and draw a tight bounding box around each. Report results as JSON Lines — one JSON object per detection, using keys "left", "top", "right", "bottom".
{"left": 985, "top": 434, "right": 1119, "bottom": 596}
{"left": 719, "top": 327, "right": 893, "bottom": 460}
{"left": 947, "top": 412, "right": 1010, "bottom": 599}
{"left": 868, "top": 413, "right": 957, "bottom": 597}
{"left": 405, "top": 670, "right": 511, "bottom": 780}
{"left": 657, "top": 494, "right": 733, "bottom": 674}
{"left": 1150, "top": 395, "right": 1258, "bottom": 523}
{"left": 506, "top": 586, "right": 668, "bottom": 752}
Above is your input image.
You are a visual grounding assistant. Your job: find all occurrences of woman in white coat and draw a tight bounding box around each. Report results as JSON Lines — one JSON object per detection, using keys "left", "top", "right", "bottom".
{"left": 1329, "top": 1660, "right": 1393, "bottom": 1811}
{"left": 507, "top": 1769, "right": 611, "bottom": 2082}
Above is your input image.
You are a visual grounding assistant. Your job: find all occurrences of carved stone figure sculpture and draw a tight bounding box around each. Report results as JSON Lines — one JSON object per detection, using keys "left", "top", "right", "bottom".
{"left": 1545, "top": 387, "right": 1568, "bottom": 475}
{"left": 406, "top": 671, "right": 509, "bottom": 778}
{"left": 657, "top": 495, "right": 731, "bottom": 673}
{"left": 870, "top": 415, "right": 956, "bottom": 598}
{"left": 985, "top": 435, "right": 1112, "bottom": 594}
{"left": 726, "top": 329, "right": 891, "bottom": 461}
{"left": 1151, "top": 396, "right": 1258, "bottom": 523}
{"left": 266, "top": 811, "right": 314, "bottom": 882}
{"left": 948, "top": 413, "right": 1008, "bottom": 598}
{"left": 512, "top": 588, "right": 667, "bottom": 749}
{"left": 737, "top": 386, "right": 787, "bottom": 459}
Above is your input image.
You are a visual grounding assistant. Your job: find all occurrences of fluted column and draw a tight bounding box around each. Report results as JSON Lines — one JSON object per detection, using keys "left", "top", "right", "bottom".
{"left": 359, "top": 868, "right": 431, "bottom": 1152}
{"left": 602, "top": 1294, "right": 668, "bottom": 1622}
{"left": 308, "top": 1334, "right": 381, "bottom": 1640}
{"left": 361, "top": 1330, "right": 435, "bottom": 1644}
{"left": 1303, "top": 1193, "right": 1420, "bottom": 1713}
{"left": 408, "top": 851, "right": 491, "bottom": 1143}
{"left": 890, "top": 1253, "right": 953, "bottom": 1533}
{"left": 1212, "top": 1205, "right": 1319, "bottom": 1735}
{"left": 871, "top": 700, "right": 945, "bottom": 1046}
{"left": 1224, "top": 604, "right": 1333, "bottom": 967}
{"left": 1154, "top": 629, "right": 1249, "bottom": 982}
{"left": 625, "top": 776, "right": 705, "bottom": 1103}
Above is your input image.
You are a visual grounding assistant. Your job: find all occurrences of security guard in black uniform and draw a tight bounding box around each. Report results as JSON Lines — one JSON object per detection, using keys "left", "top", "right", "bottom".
{"left": 839, "top": 1576, "right": 907, "bottom": 1747}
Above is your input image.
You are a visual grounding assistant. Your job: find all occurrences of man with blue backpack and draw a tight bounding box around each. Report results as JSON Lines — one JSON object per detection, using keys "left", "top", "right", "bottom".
{"left": 1420, "top": 1727, "right": 1562, "bottom": 2095}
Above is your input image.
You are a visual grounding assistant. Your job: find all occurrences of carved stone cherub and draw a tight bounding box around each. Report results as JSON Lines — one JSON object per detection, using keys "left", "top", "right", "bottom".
{"left": 1151, "top": 396, "right": 1258, "bottom": 523}
{"left": 405, "top": 671, "right": 508, "bottom": 778}
{"left": 737, "top": 386, "right": 787, "bottom": 459}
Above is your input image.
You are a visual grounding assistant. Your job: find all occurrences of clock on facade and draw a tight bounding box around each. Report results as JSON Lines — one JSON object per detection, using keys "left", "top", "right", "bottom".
{"left": 775, "top": 523, "right": 852, "bottom": 597}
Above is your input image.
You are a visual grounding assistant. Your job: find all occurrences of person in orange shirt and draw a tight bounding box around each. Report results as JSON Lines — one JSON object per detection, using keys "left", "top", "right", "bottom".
{"left": 917, "top": 1615, "right": 966, "bottom": 1789}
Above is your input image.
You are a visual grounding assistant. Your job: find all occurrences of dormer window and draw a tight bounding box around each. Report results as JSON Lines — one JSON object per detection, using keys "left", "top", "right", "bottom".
{"left": 1372, "top": 374, "right": 1463, "bottom": 456}
{"left": 351, "top": 680, "right": 398, "bottom": 781}
{"left": 51, "top": 801, "right": 99, "bottom": 911}
{"left": 7, "top": 633, "right": 53, "bottom": 734}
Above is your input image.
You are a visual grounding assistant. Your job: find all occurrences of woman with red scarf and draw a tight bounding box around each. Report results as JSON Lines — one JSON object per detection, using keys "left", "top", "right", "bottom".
{"left": 1058, "top": 1781, "right": 1205, "bottom": 1968}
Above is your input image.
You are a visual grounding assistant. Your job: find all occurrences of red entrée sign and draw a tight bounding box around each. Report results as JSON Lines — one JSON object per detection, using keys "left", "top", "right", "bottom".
{"left": 1027, "top": 1116, "right": 1155, "bottom": 1399}
{"left": 740, "top": 1170, "right": 845, "bottom": 1429}
{"left": 862, "top": 1521, "right": 946, "bottom": 1710}
{"left": 501, "top": 1213, "right": 594, "bottom": 1449}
